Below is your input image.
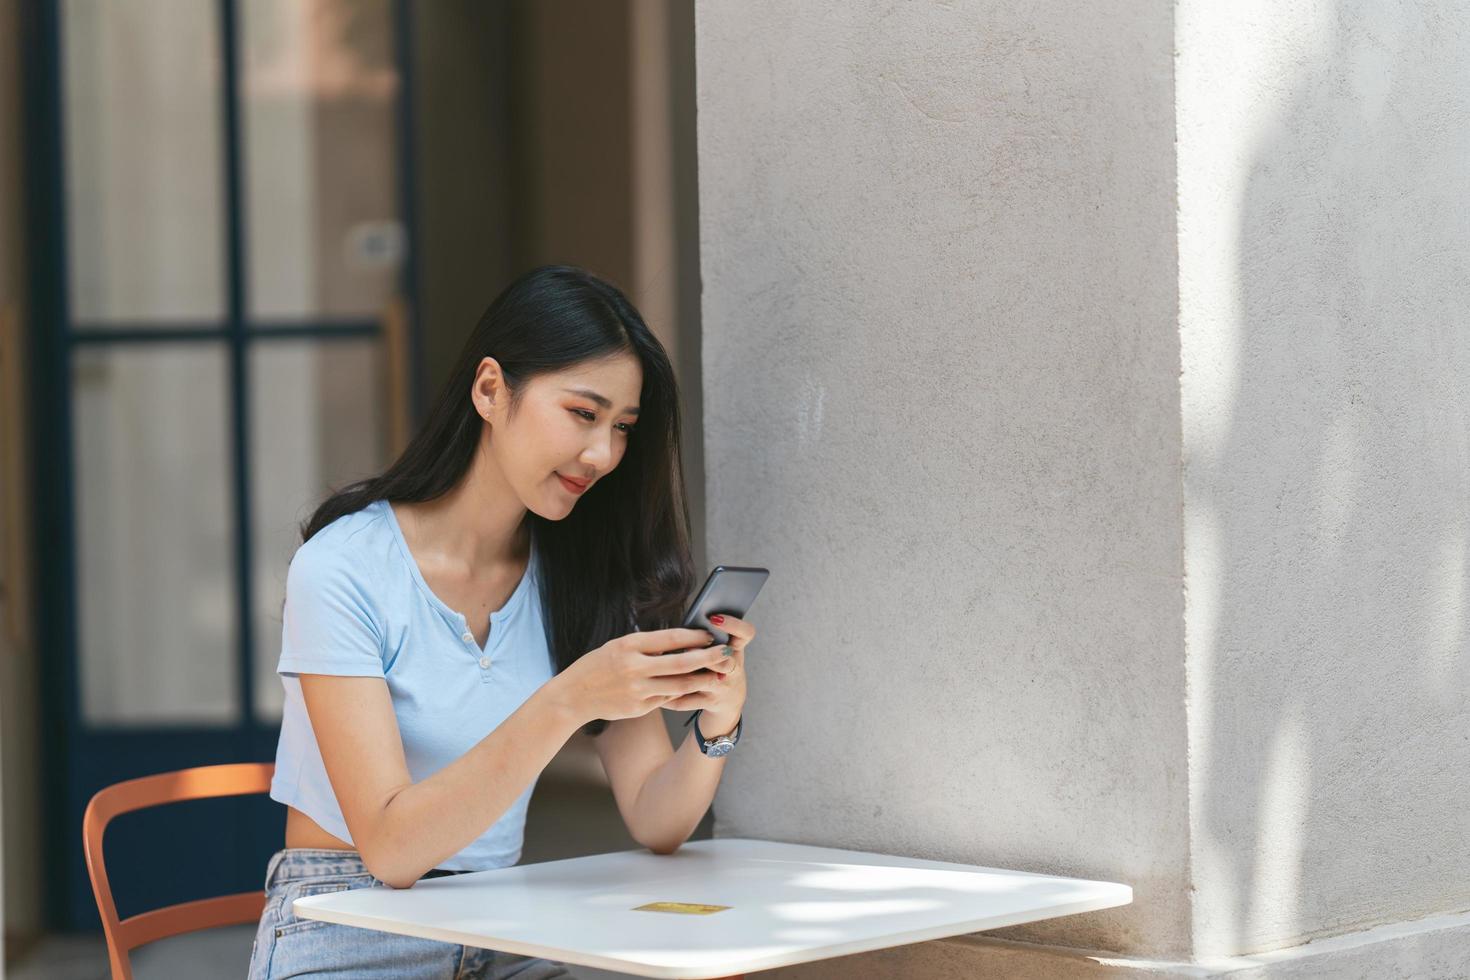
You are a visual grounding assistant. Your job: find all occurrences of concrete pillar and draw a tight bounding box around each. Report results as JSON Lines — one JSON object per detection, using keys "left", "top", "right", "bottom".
{"left": 697, "top": 1, "right": 1470, "bottom": 976}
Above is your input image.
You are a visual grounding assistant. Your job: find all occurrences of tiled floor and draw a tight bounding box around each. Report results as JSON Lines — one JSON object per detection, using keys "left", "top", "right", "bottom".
{"left": 6, "top": 737, "right": 714, "bottom": 980}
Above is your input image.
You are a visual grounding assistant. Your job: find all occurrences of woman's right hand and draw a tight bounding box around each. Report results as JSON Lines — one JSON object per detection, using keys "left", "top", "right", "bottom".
{"left": 552, "top": 628, "right": 730, "bottom": 723}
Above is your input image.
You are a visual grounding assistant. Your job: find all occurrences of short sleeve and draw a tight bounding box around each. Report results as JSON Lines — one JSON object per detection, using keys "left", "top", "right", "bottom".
{"left": 277, "top": 542, "right": 386, "bottom": 678}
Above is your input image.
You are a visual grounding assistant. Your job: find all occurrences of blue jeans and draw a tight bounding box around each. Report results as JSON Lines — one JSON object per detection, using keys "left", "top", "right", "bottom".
{"left": 248, "top": 848, "right": 575, "bottom": 979}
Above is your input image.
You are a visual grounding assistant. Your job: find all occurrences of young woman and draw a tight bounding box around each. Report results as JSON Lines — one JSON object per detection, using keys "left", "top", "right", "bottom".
{"left": 248, "top": 266, "right": 753, "bottom": 979}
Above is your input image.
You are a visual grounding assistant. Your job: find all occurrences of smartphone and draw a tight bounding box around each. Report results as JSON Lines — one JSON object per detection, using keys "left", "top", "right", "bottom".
{"left": 674, "top": 564, "right": 769, "bottom": 671}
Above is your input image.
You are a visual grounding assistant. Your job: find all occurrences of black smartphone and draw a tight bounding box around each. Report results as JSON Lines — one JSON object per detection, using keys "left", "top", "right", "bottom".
{"left": 674, "top": 564, "right": 769, "bottom": 671}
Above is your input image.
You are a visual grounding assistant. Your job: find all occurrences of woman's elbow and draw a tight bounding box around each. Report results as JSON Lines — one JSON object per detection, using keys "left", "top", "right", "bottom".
{"left": 369, "top": 864, "right": 420, "bottom": 889}
{"left": 358, "top": 842, "right": 419, "bottom": 889}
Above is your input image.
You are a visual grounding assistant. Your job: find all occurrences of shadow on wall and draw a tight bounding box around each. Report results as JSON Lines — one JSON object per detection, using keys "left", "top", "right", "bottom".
{"left": 1186, "top": 0, "right": 1470, "bottom": 958}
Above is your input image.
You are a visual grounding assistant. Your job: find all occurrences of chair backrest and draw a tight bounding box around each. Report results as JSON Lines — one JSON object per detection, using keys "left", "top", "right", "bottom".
{"left": 82, "top": 762, "right": 276, "bottom": 980}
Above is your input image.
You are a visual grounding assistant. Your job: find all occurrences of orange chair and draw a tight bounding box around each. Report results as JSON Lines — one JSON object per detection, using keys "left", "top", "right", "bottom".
{"left": 82, "top": 762, "right": 275, "bottom": 980}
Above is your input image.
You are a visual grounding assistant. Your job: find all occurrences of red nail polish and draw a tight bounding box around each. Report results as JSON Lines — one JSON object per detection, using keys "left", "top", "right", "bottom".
{"left": 709, "top": 615, "right": 725, "bottom": 624}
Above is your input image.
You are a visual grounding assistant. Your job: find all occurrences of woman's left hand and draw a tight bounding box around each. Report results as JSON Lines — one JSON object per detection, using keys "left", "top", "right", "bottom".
{"left": 664, "top": 614, "right": 751, "bottom": 733}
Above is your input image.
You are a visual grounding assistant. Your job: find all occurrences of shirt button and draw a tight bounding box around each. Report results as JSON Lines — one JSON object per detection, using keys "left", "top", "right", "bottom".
{"left": 461, "top": 631, "right": 474, "bottom": 644}
{"left": 478, "top": 656, "right": 491, "bottom": 669}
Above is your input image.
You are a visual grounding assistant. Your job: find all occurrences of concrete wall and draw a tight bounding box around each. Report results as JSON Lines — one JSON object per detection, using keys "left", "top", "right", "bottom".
{"left": 1177, "top": 0, "right": 1470, "bottom": 961}
{"left": 697, "top": 0, "right": 1188, "bottom": 961}
{"left": 699, "top": 0, "right": 1470, "bottom": 975}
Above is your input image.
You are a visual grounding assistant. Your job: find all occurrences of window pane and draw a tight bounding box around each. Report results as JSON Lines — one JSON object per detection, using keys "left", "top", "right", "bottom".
{"left": 250, "top": 338, "right": 388, "bottom": 722}
{"left": 72, "top": 345, "right": 238, "bottom": 726}
{"left": 241, "top": 0, "right": 404, "bottom": 321}
{"left": 61, "top": 0, "right": 225, "bottom": 323}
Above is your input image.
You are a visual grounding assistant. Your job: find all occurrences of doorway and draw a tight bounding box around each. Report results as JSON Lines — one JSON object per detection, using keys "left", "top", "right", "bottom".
{"left": 25, "top": 0, "right": 418, "bottom": 929}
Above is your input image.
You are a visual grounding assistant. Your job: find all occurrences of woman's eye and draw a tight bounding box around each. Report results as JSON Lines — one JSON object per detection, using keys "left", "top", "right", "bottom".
{"left": 571, "top": 408, "right": 635, "bottom": 435}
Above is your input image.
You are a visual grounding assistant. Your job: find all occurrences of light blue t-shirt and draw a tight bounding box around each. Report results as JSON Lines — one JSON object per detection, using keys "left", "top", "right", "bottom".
{"left": 269, "top": 497, "right": 554, "bottom": 870}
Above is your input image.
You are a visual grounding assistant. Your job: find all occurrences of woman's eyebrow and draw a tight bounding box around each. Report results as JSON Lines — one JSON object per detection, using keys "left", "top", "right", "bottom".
{"left": 562, "top": 387, "right": 641, "bottom": 415}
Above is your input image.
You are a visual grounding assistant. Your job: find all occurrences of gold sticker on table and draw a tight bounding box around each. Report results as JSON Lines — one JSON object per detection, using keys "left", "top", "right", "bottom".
{"left": 633, "top": 901, "right": 731, "bottom": 915}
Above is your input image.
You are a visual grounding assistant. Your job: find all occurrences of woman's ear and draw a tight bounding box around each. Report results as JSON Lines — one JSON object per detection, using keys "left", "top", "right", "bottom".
{"left": 472, "top": 356, "right": 504, "bottom": 422}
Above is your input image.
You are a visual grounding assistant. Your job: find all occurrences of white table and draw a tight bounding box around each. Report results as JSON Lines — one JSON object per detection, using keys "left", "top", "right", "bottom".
{"left": 294, "top": 837, "right": 1132, "bottom": 979}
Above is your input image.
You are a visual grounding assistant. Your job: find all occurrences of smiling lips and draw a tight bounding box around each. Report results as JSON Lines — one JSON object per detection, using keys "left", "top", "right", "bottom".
{"left": 557, "top": 473, "right": 590, "bottom": 494}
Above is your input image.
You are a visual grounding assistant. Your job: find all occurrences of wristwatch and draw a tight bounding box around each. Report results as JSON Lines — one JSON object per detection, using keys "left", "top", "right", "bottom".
{"left": 692, "top": 710, "right": 742, "bottom": 757}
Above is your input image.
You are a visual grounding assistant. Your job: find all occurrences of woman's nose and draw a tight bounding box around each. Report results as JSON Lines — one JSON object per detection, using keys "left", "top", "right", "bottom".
{"left": 582, "top": 430, "right": 615, "bottom": 469}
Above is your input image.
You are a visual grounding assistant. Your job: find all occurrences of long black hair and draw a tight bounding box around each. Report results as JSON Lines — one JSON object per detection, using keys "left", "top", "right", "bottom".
{"left": 300, "top": 265, "right": 696, "bottom": 736}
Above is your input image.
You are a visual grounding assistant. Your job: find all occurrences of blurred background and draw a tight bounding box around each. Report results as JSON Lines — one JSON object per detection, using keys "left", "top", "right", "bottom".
{"left": 0, "top": 0, "right": 702, "bottom": 974}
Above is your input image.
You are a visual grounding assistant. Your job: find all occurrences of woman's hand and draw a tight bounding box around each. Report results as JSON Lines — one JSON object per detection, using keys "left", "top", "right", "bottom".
{"left": 663, "top": 614, "right": 753, "bottom": 735}
{"left": 552, "top": 627, "right": 730, "bottom": 724}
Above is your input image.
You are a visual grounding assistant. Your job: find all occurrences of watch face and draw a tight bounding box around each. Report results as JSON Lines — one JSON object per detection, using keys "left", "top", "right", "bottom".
{"left": 705, "top": 739, "right": 733, "bottom": 757}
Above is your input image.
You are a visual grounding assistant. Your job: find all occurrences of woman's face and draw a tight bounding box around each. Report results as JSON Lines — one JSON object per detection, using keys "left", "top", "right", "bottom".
{"left": 478, "top": 352, "right": 644, "bottom": 519}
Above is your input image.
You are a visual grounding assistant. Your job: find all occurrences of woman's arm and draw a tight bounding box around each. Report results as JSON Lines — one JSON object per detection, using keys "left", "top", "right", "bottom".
{"left": 601, "top": 708, "right": 741, "bottom": 854}
{"left": 596, "top": 614, "right": 753, "bottom": 854}
{"left": 301, "top": 671, "right": 584, "bottom": 888}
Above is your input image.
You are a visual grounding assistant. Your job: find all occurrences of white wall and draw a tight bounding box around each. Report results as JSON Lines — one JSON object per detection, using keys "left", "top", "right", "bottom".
{"left": 697, "top": 0, "right": 1188, "bottom": 960}
{"left": 1177, "top": 0, "right": 1470, "bottom": 960}
{"left": 699, "top": 0, "right": 1470, "bottom": 975}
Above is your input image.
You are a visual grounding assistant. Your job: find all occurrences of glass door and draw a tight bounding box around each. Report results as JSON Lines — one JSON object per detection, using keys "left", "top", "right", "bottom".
{"left": 30, "top": 0, "right": 416, "bottom": 929}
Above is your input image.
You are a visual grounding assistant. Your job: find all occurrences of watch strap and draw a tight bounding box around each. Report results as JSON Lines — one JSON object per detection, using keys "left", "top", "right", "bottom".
{"left": 692, "top": 709, "right": 742, "bottom": 754}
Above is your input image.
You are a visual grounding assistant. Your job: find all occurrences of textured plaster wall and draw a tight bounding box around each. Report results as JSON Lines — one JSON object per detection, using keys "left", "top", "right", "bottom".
{"left": 697, "top": 0, "right": 1188, "bottom": 960}
{"left": 1177, "top": 0, "right": 1470, "bottom": 961}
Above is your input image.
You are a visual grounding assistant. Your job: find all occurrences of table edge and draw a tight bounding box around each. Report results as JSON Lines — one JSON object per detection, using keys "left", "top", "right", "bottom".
{"left": 293, "top": 885, "right": 1133, "bottom": 979}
